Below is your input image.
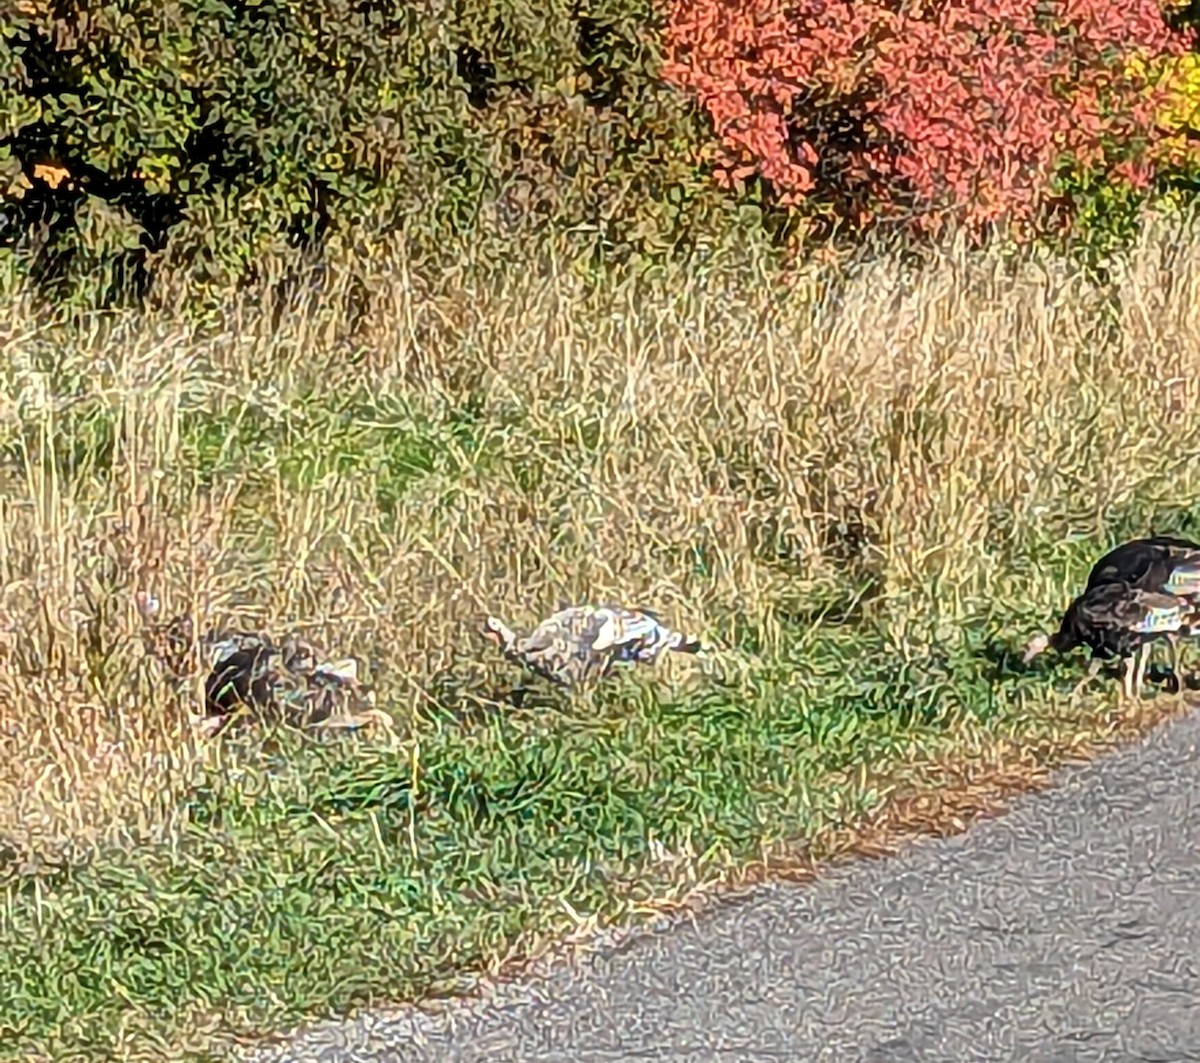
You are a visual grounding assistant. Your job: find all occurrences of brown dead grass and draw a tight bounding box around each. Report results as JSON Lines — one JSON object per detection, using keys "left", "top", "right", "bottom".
{"left": 2, "top": 214, "right": 1200, "bottom": 859}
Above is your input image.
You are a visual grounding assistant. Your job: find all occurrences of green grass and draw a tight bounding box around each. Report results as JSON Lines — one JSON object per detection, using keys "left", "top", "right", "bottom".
{"left": 0, "top": 612, "right": 1179, "bottom": 1062}
{"left": 5, "top": 221, "right": 1200, "bottom": 1060}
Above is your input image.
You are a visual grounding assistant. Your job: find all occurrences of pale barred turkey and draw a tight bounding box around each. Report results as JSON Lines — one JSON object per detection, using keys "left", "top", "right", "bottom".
{"left": 1024, "top": 535, "right": 1200, "bottom": 697}
{"left": 482, "top": 603, "right": 704, "bottom": 689}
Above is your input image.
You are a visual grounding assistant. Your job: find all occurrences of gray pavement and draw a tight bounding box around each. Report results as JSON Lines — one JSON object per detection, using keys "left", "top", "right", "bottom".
{"left": 246, "top": 709, "right": 1200, "bottom": 1063}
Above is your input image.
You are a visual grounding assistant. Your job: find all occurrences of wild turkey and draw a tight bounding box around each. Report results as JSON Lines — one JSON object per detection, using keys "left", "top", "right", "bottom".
{"left": 481, "top": 603, "right": 704, "bottom": 690}
{"left": 1084, "top": 535, "right": 1200, "bottom": 596}
{"left": 136, "top": 592, "right": 388, "bottom": 735}
{"left": 1023, "top": 580, "right": 1200, "bottom": 700}
{"left": 199, "top": 630, "right": 380, "bottom": 733}
{"left": 1025, "top": 535, "right": 1200, "bottom": 694}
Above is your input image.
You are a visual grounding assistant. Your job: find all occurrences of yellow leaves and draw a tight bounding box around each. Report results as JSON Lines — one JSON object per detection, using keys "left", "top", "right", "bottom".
{"left": 1160, "top": 53, "right": 1200, "bottom": 133}
{"left": 1126, "top": 50, "right": 1200, "bottom": 134}
{"left": 31, "top": 161, "right": 71, "bottom": 189}
{"left": 133, "top": 154, "right": 176, "bottom": 194}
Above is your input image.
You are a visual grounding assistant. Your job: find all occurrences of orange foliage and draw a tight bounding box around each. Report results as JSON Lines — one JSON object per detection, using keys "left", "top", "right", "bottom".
{"left": 663, "top": 0, "right": 1197, "bottom": 236}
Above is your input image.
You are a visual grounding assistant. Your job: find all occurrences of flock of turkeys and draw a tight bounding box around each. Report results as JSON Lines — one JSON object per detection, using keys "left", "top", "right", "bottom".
{"left": 138, "top": 592, "right": 706, "bottom": 736}
{"left": 1023, "top": 535, "right": 1200, "bottom": 701}
{"left": 139, "top": 533, "right": 1200, "bottom": 737}
{"left": 483, "top": 536, "right": 1200, "bottom": 706}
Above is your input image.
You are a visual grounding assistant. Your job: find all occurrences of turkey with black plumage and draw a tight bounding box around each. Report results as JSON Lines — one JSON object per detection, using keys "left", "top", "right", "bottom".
{"left": 1024, "top": 535, "right": 1200, "bottom": 698}
{"left": 1082, "top": 534, "right": 1200, "bottom": 596}
{"left": 1023, "top": 581, "right": 1200, "bottom": 699}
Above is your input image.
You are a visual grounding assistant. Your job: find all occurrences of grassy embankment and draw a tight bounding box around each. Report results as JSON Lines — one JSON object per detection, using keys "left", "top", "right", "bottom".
{"left": 3, "top": 219, "right": 1200, "bottom": 1061}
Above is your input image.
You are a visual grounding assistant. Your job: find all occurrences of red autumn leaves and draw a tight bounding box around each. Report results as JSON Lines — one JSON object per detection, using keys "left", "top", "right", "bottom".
{"left": 662, "top": 0, "right": 1196, "bottom": 236}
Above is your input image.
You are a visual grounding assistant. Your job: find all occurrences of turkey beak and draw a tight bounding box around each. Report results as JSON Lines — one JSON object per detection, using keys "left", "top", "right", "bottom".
{"left": 1022, "top": 634, "right": 1049, "bottom": 664}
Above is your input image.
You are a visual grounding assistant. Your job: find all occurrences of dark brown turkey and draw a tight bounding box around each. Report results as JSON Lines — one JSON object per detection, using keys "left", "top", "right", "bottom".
{"left": 1024, "top": 535, "right": 1200, "bottom": 699}
{"left": 136, "top": 591, "right": 388, "bottom": 735}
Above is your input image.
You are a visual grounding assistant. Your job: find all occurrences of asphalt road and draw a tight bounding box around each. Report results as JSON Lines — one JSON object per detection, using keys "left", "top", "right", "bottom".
{"left": 247, "top": 709, "right": 1200, "bottom": 1063}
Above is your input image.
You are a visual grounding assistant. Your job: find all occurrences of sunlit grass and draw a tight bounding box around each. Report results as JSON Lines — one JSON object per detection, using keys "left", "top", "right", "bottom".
{"left": 3, "top": 215, "right": 1200, "bottom": 1059}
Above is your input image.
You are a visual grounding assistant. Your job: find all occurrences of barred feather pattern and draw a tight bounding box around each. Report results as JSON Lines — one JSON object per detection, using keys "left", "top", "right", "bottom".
{"left": 1022, "top": 533, "right": 1200, "bottom": 699}
{"left": 139, "top": 609, "right": 379, "bottom": 733}
{"left": 1029, "top": 538, "right": 1200, "bottom": 660}
{"left": 484, "top": 604, "right": 704, "bottom": 689}
{"left": 1064, "top": 535, "right": 1200, "bottom": 694}
{"left": 1040, "top": 582, "right": 1192, "bottom": 662}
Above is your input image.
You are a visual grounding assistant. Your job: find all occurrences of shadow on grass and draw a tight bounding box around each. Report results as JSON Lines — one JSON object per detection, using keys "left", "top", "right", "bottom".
{"left": 419, "top": 667, "right": 571, "bottom": 727}
{"left": 973, "top": 636, "right": 1200, "bottom": 694}
{"left": 975, "top": 637, "right": 1043, "bottom": 680}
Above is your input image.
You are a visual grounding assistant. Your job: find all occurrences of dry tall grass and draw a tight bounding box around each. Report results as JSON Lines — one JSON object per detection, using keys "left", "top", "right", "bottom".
{"left": 2, "top": 215, "right": 1200, "bottom": 860}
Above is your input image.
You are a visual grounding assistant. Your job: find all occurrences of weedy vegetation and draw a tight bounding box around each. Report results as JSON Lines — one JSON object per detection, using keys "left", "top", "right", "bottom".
{"left": 3, "top": 216, "right": 1200, "bottom": 1061}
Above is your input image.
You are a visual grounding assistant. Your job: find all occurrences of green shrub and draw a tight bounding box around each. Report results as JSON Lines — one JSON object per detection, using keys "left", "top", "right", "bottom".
{"left": 0, "top": 0, "right": 755, "bottom": 305}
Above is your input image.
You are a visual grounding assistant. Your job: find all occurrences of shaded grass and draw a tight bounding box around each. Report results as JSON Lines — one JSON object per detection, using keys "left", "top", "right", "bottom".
{"left": 3, "top": 216, "right": 1200, "bottom": 1057}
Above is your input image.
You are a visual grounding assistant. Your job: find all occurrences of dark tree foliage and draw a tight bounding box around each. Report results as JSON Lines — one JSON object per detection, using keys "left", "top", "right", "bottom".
{"left": 0, "top": 0, "right": 737, "bottom": 303}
